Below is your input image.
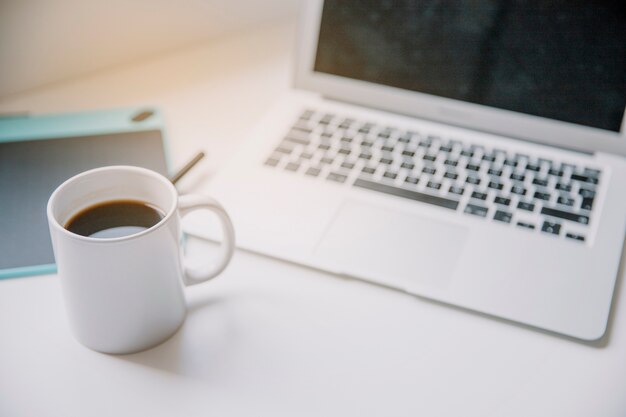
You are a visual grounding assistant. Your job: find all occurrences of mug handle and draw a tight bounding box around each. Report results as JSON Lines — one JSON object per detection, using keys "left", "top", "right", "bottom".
{"left": 177, "top": 194, "right": 235, "bottom": 286}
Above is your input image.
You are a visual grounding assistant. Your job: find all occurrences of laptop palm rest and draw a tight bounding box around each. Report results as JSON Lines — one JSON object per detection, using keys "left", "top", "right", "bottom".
{"left": 315, "top": 201, "right": 468, "bottom": 291}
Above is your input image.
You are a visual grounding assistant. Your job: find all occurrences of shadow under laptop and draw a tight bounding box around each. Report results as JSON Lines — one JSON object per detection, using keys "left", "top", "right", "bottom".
{"left": 258, "top": 237, "right": 626, "bottom": 349}
{"left": 117, "top": 237, "right": 626, "bottom": 378}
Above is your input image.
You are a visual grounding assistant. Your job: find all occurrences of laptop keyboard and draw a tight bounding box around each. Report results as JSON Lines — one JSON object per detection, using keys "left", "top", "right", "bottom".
{"left": 263, "top": 109, "right": 602, "bottom": 244}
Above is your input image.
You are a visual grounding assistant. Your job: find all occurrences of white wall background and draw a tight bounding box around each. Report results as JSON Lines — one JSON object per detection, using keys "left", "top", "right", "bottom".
{"left": 0, "top": 0, "right": 299, "bottom": 98}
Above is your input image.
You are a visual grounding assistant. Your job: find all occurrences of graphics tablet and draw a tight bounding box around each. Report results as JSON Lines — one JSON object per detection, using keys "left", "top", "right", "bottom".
{"left": 0, "top": 107, "right": 170, "bottom": 279}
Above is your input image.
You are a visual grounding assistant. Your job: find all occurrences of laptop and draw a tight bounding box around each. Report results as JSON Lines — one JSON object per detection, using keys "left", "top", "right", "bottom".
{"left": 188, "top": 1, "right": 626, "bottom": 340}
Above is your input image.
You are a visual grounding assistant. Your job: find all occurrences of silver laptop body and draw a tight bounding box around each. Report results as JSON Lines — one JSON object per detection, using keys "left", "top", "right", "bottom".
{"left": 188, "top": 0, "right": 626, "bottom": 340}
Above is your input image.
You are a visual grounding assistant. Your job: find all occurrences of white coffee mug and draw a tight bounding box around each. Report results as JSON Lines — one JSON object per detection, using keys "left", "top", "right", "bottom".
{"left": 47, "top": 165, "right": 235, "bottom": 354}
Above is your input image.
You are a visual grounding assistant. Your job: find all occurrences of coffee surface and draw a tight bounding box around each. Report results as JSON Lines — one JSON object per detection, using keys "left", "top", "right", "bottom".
{"left": 65, "top": 200, "right": 164, "bottom": 238}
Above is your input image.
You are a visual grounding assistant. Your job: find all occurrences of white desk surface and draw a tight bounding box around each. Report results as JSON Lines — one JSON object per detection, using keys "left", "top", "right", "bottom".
{"left": 1, "top": 22, "right": 626, "bottom": 417}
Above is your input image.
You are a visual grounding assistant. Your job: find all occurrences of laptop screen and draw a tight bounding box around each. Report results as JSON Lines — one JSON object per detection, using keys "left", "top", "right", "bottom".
{"left": 314, "top": 1, "right": 626, "bottom": 133}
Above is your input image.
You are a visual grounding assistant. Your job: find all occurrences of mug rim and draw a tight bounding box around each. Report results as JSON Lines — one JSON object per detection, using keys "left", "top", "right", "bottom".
{"left": 47, "top": 165, "right": 178, "bottom": 244}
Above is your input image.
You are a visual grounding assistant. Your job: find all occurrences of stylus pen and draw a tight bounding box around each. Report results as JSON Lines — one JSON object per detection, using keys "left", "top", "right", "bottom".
{"left": 169, "top": 151, "right": 205, "bottom": 185}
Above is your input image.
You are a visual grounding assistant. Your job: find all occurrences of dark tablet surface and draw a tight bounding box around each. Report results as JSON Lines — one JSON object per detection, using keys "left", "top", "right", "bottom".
{"left": 0, "top": 108, "right": 169, "bottom": 278}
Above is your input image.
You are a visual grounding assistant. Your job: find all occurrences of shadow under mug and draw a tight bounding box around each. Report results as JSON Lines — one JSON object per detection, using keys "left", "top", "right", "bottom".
{"left": 47, "top": 165, "right": 235, "bottom": 354}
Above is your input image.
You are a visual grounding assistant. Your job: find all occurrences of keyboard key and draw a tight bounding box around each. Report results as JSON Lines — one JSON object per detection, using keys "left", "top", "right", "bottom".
{"left": 405, "top": 176, "right": 419, "bottom": 185}
{"left": 284, "top": 134, "right": 310, "bottom": 145}
{"left": 482, "top": 154, "right": 496, "bottom": 162}
{"left": 540, "top": 207, "right": 589, "bottom": 224}
{"left": 517, "top": 201, "right": 535, "bottom": 212}
{"left": 423, "top": 154, "right": 437, "bottom": 162}
{"left": 584, "top": 167, "right": 601, "bottom": 177}
{"left": 398, "top": 133, "right": 413, "bottom": 143}
{"left": 359, "top": 152, "right": 372, "bottom": 160}
{"left": 338, "top": 148, "right": 351, "bottom": 155}
{"left": 338, "top": 119, "right": 353, "bottom": 129}
{"left": 401, "top": 162, "right": 415, "bottom": 170}
{"left": 494, "top": 196, "right": 511, "bottom": 206}
{"left": 541, "top": 221, "right": 561, "bottom": 236}
{"left": 402, "top": 150, "right": 416, "bottom": 157}
{"left": 319, "top": 114, "right": 333, "bottom": 125}
{"left": 526, "top": 163, "right": 540, "bottom": 172}
{"left": 327, "top": 172, "right": 347, "bottom": 183}
{"left": 517, "top": 221, "right": 535, "bottom": 230}
{"left": 383, "top": 171, "right": 397, "bottom": 180}
{"left": 381, "top": 145, "right": 394, "bottom": 152}
{"left": 285, "top": 162, "right": 300, "bottom": 171}
{"left": 488, "top": 181, "right": 503, "bottom": 190}
{"left": 318, "top": 143, "right": 331, "bottom": 151}
{"left": 427, "top": 181, "right": 442, "bottom": 190}
{"left": 264, "top": 157, "right": 280, "bottom": 167}
{"left": 341, "top": 161, "right": 355, "bottom": 170}
{"left": 362, "top": 166, "right": 376, "bottom": 175}
{"left": 532, "top": 178, "right": 549, "bottom": 187}
{"left": 570, "top": 174, "right": 598, "bottom": 184}
{"left": 380, "top": 157, "right": 393, "bottom": 165}
{"left": 305, "top": 167, "right": 321, "bottom": 177}
{"left": 555, "top": 183, "right": 571, "bottom": 192}
{"left": 439, "top": 145, "right": 453, "bottom": 153}
{"left": 320, "top": 156, "right": 334, "bottom": 164}
{"left": 579, "top": 188, "right": 596, "bottom": 198}
{"left": 533, "top": 191, "right": 550, "bottom": 201}
{"left": 494, "top": 210, "right": 513, "bottom": 223}
{"left": 566, "top": 233, "right": 585, "bottom": 242}
{"left": 354, "top": 179, "right": 459, "bottom": 210}
{"left": 449, "top": 185, "right": 465, "bottom": 195}
{"left": 444, "top": 159, "right": 458, "bottom": 167}
{"left": 510, "top": 173, "right": 525, "bottom": 181}
{"left": 503, "top": 159, "right": 518, "bottom": 167}
{"left": 466, "top": 163, "right": 480, "bottom": 171}
{"left": 423, "top": 166, "right": 436, "bottom": 175}
{"left": 548, "top": 168, "right": 564, "bottom": 177}
{"left": 449, "top": 140, "right": 462, "bottom": 148}
{"left": 581, "top": 197, "right": 594, "bottom": 211}
{"left": 275, "top": 146, "right": 292, "bottom": 154}
{"left": 557, "top": 196, "right": 574, "bottom": 207}
{"left": 466, "top": 176, "right": 481, "bottom": 185}
{"left": 279, "top": 138, "right": 298, "bottom": 149}
{"left": 300, "top": 109, "right": 315, "bottom": 120}
{"left": 300, "top": 152, "right": 313, "bottom": 159}
{"left": 461, "top": 149, "right": 474, "bottom": 157}
{"left": 464, "top": 203, "right": 488, "bottom": 217}
{"left": 487, "top": 168, "right": 503, "bottom": 176}
{"left": 444, "top": 171, "right": 458, "bottom": 180}
{"left": 292, "top": 124, "right": 313, "bottom": 135}
{"left": 510, "top": 185, "right": 526, "bottom": 195}
{"left": 471, "top": 191, "right": 488, "bottom": 201}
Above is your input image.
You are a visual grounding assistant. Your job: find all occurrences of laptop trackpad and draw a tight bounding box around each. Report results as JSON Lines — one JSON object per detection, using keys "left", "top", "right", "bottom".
{"left": 315, "top": 201, "right": 468, "bottom": 290}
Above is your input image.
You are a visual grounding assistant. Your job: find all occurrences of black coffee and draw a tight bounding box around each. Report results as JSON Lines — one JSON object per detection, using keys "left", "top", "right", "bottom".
{"left": 65, "top": 200, "right": 165, "bottom": 238}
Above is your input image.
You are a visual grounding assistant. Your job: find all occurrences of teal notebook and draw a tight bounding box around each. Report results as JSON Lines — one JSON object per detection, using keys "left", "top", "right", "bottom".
{"left": 0, "top": 107, "right": 170, "bottom": 279}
